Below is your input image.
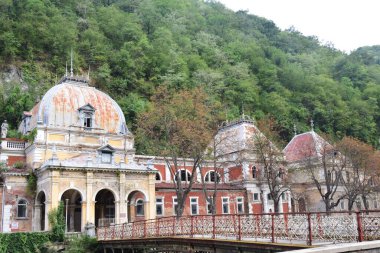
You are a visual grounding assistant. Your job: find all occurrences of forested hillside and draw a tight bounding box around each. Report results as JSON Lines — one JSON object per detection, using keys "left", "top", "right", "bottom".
{"left": 0, "top": 0, "right": 380, "bottom": 149}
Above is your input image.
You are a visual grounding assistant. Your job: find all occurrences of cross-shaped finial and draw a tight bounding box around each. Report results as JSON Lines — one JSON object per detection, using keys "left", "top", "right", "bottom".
{"left": 70, "top": 48, "right": 74, "bottom": 77}
{"left": 310, "top": 119, "right": 314, "bottom": 131}
{"left": 293, "top": 124, "right": 297, "bottom": 136}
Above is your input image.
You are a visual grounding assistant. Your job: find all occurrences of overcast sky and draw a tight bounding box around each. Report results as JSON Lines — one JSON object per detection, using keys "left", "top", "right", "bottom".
{"left": 217, "top": 0, "right": 380, "bottom": 53}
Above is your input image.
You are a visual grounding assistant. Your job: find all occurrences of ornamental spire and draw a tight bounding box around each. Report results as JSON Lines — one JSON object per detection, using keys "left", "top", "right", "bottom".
{"left": 70, "top": 48, "right": 73, "bottom": 77}
{"left": 310, "top": 119, "right": 314, "bottom": 132}
{"left": 293, "top": 124, "right": 297, "bottom": 136}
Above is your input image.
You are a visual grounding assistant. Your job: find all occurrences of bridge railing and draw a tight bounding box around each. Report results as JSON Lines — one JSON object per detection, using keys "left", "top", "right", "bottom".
{"left": 97, "top": 210, "right": 380, "bottom": 246}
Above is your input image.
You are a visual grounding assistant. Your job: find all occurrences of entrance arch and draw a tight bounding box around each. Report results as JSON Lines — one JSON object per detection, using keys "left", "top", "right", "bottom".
{"left": 61, "top": 189, "right": 82, "bottom": 232}
{"left": 95, "top": 189, "right": 115, "bottom": 227}
{"left": 35, "top": 191, "right": 46, "bottom": 231}
{"left": 127, "top": 190, "right": 147, "bottom": 222}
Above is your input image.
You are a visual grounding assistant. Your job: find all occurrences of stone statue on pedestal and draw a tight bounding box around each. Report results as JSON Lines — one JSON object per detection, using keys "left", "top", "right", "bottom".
{"left": 1, "top": 120, "right": 8, "bottom": 138}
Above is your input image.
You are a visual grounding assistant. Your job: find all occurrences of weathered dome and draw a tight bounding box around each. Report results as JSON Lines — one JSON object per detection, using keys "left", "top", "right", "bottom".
{"left": 29, "top": 77, "right": 127, "bottom": 134}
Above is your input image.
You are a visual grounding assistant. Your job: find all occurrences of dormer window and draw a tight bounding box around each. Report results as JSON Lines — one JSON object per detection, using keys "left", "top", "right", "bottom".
{"left": 98, "top": 144, "right": 115, "bottom": 164}
{"left": 84, "top": 112, "right": 92, "bottom": 128}
{"left": 78, "top": 103, "right": 95, "bottom": 130}
{"left": 101, "top": 151, "right": 112, "bottom": 163}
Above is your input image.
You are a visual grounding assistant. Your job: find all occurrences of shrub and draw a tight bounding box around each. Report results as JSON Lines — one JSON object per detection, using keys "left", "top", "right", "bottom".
{"left": 48, "top": 201, "right": 65, "bottom": 242}
{"left": 26, "top": 171, "right": 37, "bottom": 196}
{"left": 0, "top": 232, "right": 50, "bottom": 253}
{"left": 13, "top": 161, "right": 24, "bottom": 169}
{"left": 64, "top": 236, "right": 99, "bottom": 253}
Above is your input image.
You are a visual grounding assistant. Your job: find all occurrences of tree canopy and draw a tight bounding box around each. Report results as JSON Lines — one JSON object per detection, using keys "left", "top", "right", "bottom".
{"left": 0, "top": 0, "right": 379, "bottom": 150}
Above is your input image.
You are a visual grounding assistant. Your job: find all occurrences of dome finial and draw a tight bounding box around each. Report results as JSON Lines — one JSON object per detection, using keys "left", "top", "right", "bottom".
{"left": 310, "top": 119, "right": 314, "bottom": 132}
{"left": 70, "top": 48, "right": 74, "bottom": 77}
{"left": 65, "top": 62, "right": 68, "bottom": 77}
{"left": 87, "top": 65, "right": 90, "bottom": 81}
{"left": 294, "top": 124, "right": 297, "bottom": 136}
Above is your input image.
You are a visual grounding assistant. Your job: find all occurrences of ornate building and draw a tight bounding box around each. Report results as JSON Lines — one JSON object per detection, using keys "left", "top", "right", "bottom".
{"left": 3, "top": 74, "right": 376, "bottom": 234}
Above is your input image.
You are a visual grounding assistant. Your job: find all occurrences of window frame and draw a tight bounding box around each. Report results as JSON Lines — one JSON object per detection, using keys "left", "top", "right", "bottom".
{"left": 236, "top": 197, "right": 244, "bottom": 214}
{"left": 253, "top": 193, "right": 259, "bottom": 201}
{"left": 190, "top": 197, "right": 199, "bottom": 215}
{"left": 175, "top": 169, "right": 191, "bottom": 182}
{"left": 17, "top": 199, "right": 28, "bottom": 219}
{"left": 252, "top": 166, "right": 257, "bottom": 179}
{"left": 204, "top": 170, "right": 221, "bottom": 183}
{"left": 173, "top": 197, "right": 178, "bottom": 215}
{"left": 135, "top": 199, "right": 144, "bottom": 216}
{"left": 155, "top": 172, "right": 162, "bottom": 181}
{"left": 156, "top": 197, "right": 164, "bottom": 216}
{"left": 222, "top": 197, "right": 230, "bottom": 214}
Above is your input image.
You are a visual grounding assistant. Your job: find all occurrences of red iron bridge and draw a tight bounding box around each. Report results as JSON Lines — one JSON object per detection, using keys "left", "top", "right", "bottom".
{"left": 97, "top": 211, "right": 380, "bottom": 253}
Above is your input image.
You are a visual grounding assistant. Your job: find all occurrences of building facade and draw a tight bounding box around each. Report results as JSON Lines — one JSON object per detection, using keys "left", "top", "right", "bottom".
{"left": 0, "top": 75, "right": 376, "bottom": 234}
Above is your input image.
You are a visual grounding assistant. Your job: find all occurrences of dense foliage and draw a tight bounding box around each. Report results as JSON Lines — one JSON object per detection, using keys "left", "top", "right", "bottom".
{"left": 48, "top": 201, "right": 65, "bottom": 242}
{"left": 0, "top": 0, "right": 380, "bottom": 149}
{"left": 0, "top": 232, "right": 50, "bottom": 253}
{"left": 64, "top": 236, "right": 99, "bottom": 253}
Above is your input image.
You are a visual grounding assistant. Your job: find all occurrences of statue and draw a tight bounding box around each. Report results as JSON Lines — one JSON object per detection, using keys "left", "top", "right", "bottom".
{"left": 1, "top": 120, "right": 8, "bottom": 138}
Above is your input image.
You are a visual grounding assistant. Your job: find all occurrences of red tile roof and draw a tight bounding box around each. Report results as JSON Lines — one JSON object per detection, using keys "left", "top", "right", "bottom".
{"left": 283, "top": 131, "right": 332, "bottom": 162}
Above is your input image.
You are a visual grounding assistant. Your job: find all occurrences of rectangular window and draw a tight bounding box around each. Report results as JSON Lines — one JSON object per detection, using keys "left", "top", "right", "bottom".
{"left": 156, "top": 198, "right": 164, "bottom": 216}
{"left": 173, "top": 197, "right": 178, "bottom": 215}
{"left": 101, "top": 152, "right": 112, "bottom": 163}
{"left": 236, "top": 197, "right": 244, "bottom": 214}
{"left": 281, "top": 193, "right": 286, "bottom": 201}
{"left": 206, "top": 197, "right": 213, "bottom": 214}
{"left": 340, "top": 200, "right": 345, "bottom": 210}
{"left": 222, "top": 197, "right": 229, "bottom": 214}
{"left": 253, "top": 193, "right": 259, "bottom": 201}
{"left": 84, "top": 113, "right": 92, "bottom": 128}
{"left": 267, "top": 193, "right": 272, "bottom": 201}
{"left": 190, "top": 197, "right": 198, "bottom": 215}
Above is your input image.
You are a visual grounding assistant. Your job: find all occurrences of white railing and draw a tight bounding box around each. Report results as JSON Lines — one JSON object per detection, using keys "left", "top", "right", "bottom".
{"left": 1, "top": 140, "right": 26, "bottom": 150}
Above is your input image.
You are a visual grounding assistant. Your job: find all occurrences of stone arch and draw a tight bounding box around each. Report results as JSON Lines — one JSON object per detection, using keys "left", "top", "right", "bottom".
{"left": 127, "top": 190, "right": 148, "bottom": 222}
{"left": 35, "top": 191, "right": 46, "bottom": 231}
{"left": 61, "top": 189, "right": 83, "bottom": 232}
{"left": 58, "top": 186, "right": 86, "bottom": 203}
{"left": 92, "top": 187, "right": 119, "bottom": 202}
{"left": 95, "top": 189, "right": 116, "bottom": 227}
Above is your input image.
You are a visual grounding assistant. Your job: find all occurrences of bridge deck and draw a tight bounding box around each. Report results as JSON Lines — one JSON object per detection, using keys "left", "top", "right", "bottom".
{"left": 97, "top": 211, "right": 380, "bottom": 247}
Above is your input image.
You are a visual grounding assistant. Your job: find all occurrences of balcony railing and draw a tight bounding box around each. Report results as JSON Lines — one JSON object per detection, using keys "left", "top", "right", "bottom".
{"left": 1, "top": 140, "right": 26, "bottom": 150}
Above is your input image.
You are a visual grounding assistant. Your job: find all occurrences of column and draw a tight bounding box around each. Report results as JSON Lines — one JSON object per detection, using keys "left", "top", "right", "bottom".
{"left": 115, "top": 201, "right": 120, "bottom": 224}
{"left": 119, "top": 173, "right": 127, "bottom": 224}
{"left": 262, "top": 192, "right": 269, "bottom": 213}
{"left": 86, "top": 172, "right": 94, "bottom": 225}
{"left": 148, "top": 174, "right": 156, "bottom": 219}
{"left": 278, "top": 195, "right": 283, "bottom": 213}
{"left": 34, "top": 204, "right": 41, "bottom": 231}
{"left": 81, "top": 201, "right": 87, "bottom": 232}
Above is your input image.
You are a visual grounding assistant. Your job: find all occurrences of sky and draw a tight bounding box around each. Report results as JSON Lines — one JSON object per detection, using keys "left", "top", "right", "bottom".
{"left": 217, "top": 0, "right": 380, "bottom": 53}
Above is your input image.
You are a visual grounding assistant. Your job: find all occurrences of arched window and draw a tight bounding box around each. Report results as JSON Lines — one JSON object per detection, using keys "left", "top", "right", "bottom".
{"left": 17, "top": 199, "right": 27, "bottom": 218}
{"left": 155, "top": 172, "right": 162, "bottom": 181}
{"left": 175, "top": 169, "right": 191, "bottom": 182}
{"left": 204, "top": 171, "right": 220, "bottom": 183}
{"left": 136, "top": 199, "right": 144, "bottom": 216}
{"left": 252, "top": 166, "right": 257, "bottom": 178}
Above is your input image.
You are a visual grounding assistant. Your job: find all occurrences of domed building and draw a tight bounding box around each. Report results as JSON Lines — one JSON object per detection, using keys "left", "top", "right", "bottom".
{"left": 0, "top": 75, "right": 156, "bottom": 233}
{"left": 0, "top": 74, "right": 295, "bottom": 235}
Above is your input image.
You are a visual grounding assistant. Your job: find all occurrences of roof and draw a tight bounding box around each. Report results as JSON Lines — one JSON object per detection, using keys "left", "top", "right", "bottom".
{"left": 27, "top": 76, "right": 128, "bottom": 134}
{"left": 283, "top": 131, "right": 332, "bottom": 163}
